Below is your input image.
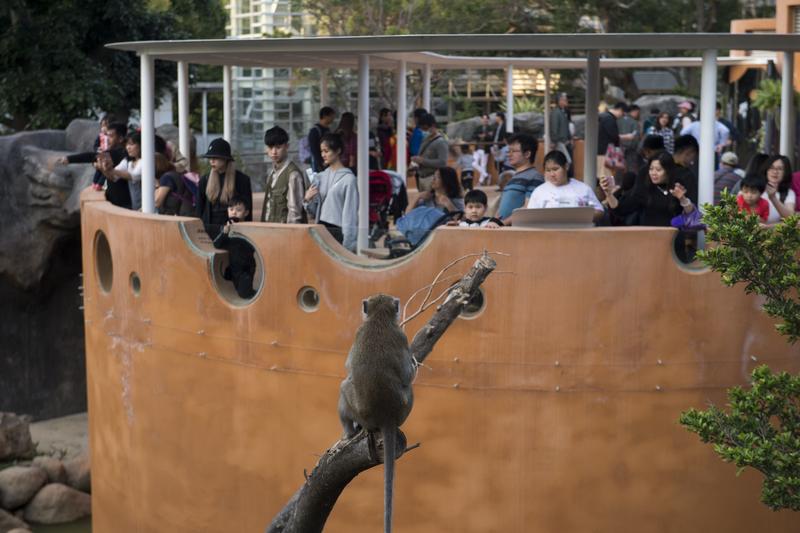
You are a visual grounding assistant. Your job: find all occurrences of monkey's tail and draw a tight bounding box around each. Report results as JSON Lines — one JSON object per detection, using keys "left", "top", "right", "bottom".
{"left": 382, "top": 424, "right": 396, "bottom": 533}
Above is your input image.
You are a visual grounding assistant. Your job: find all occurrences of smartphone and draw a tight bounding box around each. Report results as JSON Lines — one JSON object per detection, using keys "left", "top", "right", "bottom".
{"left": 604, "top": 175, "right": 615, "bottom": 189}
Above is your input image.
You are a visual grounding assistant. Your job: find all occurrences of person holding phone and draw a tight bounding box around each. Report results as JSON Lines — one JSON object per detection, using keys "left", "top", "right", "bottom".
{"left": 212, "top": 195, "right": 256, "bottom": 299}
{"left": 303, "top": 133, "right": 359, "bottom": 252}
{"left": 600, "top": 151, "right": 694, "bottom": 226}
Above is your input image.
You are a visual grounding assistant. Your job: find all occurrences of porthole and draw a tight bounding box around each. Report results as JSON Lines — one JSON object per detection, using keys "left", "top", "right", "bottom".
{"left": 459, "top": 288, "right": 486, "bottom": 320}
{"left": 297, "top": 286, "right": 320, "bottom": 312}
{"left": 130, "top": 272, "right": 141, "bottom": 296}
{"left": 672, "top": 230, "right": 709, "bottom": 272}
{"left": 94, "top": 231, "right": 113, "bottom": 293}
{"left": 210, "top": 236, "right": 263, "bottom": 306}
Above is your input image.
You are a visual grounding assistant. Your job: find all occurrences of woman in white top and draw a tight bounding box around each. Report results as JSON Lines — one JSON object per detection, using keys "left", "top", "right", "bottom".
{"left": 101, "top": 132, "right": 143, "bottom": 210}
{"left": 304, "top": 133, "right": 359, "bottom": 252}
{"left": 527, "top": 150, "right": 605, "bottom": 222}
{"left": 763, "top": 155, "right": 796, "bottom": 223}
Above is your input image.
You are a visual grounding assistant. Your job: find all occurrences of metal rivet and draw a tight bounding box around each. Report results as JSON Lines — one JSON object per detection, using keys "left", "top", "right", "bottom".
{"left": 453, "top": 357, "right": 460, "bottom": 363}
{"left": 750, "top": 355, "right": 758, "bottom": 362}
{"left": 198, "top": 352, "right": 207, "bottom": 358}
{"left": 271, "top": 340, "right": 279, "bottom": 346}
{"left": 554, "top": 360, "right": 560, "bottom": 367}
{"left": 657, "top": 359, "right": 663, "bottom": 365}
{"left": 555, "top": 385, "right": 560, "bottom": 392}
{"left": 655, "top": 385, "right": 662, "bottom": 391}
{"left": 452, "top": 383, "right": 460, "bottom": 389}
{"left": 197, "top": 329, "right": 205, "bottom": 335}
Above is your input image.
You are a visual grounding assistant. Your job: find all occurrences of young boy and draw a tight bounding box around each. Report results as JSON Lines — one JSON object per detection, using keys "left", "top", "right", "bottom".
{"left": 736, "top": 175, "right": 769, "bottom": 222}
{"left": 455, "top": 189, "right": 503, "bottom": 228}
{"left": 213, "top": 195, "right": 257, "bottom": 299}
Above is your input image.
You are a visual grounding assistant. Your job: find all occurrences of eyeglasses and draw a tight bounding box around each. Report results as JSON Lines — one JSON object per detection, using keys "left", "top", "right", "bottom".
{"left": 768, "top": 165, "right": 784, "bottom": 172}
{"left": 507, "top": 149, "right": 523, "bottom": 153}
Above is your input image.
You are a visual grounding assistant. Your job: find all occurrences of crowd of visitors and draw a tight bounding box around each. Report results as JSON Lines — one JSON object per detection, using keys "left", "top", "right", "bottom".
{"left": 68, "top": 95, "right": 797, "bottom": 288}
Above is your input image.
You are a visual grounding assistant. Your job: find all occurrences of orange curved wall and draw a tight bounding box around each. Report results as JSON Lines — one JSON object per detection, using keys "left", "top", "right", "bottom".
{"left": 80, "top": 192, "right": 800, "bottom": 532}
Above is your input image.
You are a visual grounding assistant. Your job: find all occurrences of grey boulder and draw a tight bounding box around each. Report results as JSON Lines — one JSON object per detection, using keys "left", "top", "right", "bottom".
{"left": 0, "top": 467, "right": 47, "bottom": 510}
{"left": 23, "top": 484, "right": 90, "bottom": 524}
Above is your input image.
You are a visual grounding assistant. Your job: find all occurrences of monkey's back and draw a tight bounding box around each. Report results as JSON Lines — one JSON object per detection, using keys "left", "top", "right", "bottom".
{"left": 345, "top": 321, "right": 414, "bottom": 430}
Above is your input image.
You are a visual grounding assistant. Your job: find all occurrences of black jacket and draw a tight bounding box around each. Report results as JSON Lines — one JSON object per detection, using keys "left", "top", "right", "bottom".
{"left": 611, "top": 183, "right": 683, "bottom": 227}
{"left": 197, "top": 170, "right": 253, "bottom": 237}
{"left": 68, "top": 145, "right": 131, "bottom": 208}
{"left": 597, "top": 111, "right": 620, "bottom": 155}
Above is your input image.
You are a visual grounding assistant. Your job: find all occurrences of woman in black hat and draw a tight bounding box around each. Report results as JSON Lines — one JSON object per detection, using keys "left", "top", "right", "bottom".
{"left": 196, "top": 138, "right": 253, "bottom": 237}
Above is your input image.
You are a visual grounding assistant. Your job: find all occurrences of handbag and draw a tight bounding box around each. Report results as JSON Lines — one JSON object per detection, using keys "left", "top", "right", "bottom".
{"left": 670, "top": 208, "right": 705, "bottom": 231}
{"left": 604, "top": 144, "right": 625, "bottom": 171}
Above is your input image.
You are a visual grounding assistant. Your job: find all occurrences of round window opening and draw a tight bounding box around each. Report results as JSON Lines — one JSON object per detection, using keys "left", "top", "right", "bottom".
{"left": 94, "top": 230, "right": 113, "bottom": 293}
{"left": 130, "top": 272, "right": 141, "bottom": 296}
{"left": 459, "top": 288, "right": 486, "bottom": 319}
{"left": 672, "top": 231, "right": 709, "bottom": 272}
{"left": 297, "top": 286, "right": 320, "bottom": 312}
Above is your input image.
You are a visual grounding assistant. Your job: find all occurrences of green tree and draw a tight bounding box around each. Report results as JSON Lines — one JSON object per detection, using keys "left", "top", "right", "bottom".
{"left": 679, "top": 193, "right": 800, "bottom": 511}
{"left": 0, "top": 0, "right": 225, "bottom": 131}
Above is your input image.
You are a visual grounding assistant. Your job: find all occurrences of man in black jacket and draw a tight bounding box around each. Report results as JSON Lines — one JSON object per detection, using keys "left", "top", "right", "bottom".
{"left": 308, "top": 106, "right": 336, "bottom": 173}
{"left": 58, "top": 122, "right": 131, "bottom": 209}
{"left": 597, "top": 103, "right": 624, "bottom": 179}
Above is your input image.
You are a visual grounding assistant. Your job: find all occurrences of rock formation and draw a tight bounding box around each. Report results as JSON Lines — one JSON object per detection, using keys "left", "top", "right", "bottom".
{"left": 0, "top": 120, "right": 99, "bottom": 418}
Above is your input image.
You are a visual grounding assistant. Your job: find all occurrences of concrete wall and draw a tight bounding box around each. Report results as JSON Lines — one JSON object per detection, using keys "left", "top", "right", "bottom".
{"left": 81, "top": 192, "right": 799, "bottom": 532}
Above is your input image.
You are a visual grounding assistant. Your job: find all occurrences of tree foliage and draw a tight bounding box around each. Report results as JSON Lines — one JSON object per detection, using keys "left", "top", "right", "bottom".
{"left": 698, "top": 193, "right": 800, "bottom": 342}
{"left": 680, "top": 193, "right": 800, "bottom": 511}
{"left": 680, "top": 366, "right": 800, "bottom": 511}
{"left": 0, "top": 0, "right": 225, "bottom": 131}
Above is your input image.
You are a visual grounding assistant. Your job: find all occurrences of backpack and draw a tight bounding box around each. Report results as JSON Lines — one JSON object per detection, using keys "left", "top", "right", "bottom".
{"left": 165, "top": 171, "right": 200, "bottom": 216}
{"left": 298, "top": 125, "right": 320, "bottom": 164}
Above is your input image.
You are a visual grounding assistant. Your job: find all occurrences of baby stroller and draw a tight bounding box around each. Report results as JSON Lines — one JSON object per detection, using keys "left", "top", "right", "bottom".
{"left": 386, "top": 206, "right": 462, "bottom": 258}
{"left": 368, "top": 170, "right": 394, "bottom": 247}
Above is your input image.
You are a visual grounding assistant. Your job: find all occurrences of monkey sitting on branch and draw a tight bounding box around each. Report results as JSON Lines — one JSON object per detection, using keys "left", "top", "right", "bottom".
{"left": 338, "top": 294, "right": 415, "bottom": 533}
{"left": 267, "top": 251, "right": 500, "bottom": 533}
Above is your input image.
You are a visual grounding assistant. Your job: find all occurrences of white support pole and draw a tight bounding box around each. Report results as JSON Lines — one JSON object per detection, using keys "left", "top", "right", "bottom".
{"left": 506, "top": 65, "right": 514, "bottom": 133}
{"left": 223, "top": 65, "right": 232, "bottom": 143}
{"left": 397, "top": 60, "right": 408, "bottom": 182}
{"left": 177, "top": 61, "right": 191, "bottom": 170}
{"left": 202, "top": 90, "right": 208, "bottom": 149}
{"left": 584, "top": 52, "right": 600, "bottom": 187}
{"left": 698, "top": 49, "right": 718, "bottom": 210}
{"left": 423, "top": 64, "right": 432, "bottom": 111}
{"left": 140, "top": 53, "right": 155, "bottom": 214}
{"left": 357, "top": 55, "right": 370, "bottom": 255}
{"left": 320, "top": 69, "right": 329, "bottom": 107}
{"left": 543, "top": 68, "right": 551, "bottom": 152}
{"left": 780, "top": 51, "right": 795, "bottom": 164}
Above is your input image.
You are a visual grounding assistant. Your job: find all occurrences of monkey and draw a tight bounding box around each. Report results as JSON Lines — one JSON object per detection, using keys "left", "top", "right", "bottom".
{"left": 338, "top": 294, "right": 415, "bottom": 533}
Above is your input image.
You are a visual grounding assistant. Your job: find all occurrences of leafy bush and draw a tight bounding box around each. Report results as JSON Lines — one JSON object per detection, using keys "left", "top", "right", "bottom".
{"left": 680, "top": 193, "right": 800, "bottom": 511}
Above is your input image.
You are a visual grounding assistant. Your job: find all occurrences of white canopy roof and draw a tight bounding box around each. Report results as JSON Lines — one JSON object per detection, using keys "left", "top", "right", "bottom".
{"left": 106, "top": 33, "right": 795, "bottom": 69}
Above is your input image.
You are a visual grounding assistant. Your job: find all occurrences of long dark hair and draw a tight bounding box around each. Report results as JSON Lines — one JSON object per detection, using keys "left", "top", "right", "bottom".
{"left": 764, "top": 154, "right": 793, "bottom": 201}
{"left": 744, "top": 153, "right": 769, "bottom": 179}
{"left": 648, "top": 152, "right": 677, "bottom": 187}
{"left": 320, "top": 132, "right": 344, "bottom": 156}
{"left": 436, "top": 166, "right": 463, "bottom": 199}
{"left": 126, "top": 132, "right": 142, "bottom": 162}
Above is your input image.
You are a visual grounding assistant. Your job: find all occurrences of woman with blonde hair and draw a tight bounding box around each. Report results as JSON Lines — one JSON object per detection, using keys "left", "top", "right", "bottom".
{"left": 196, "top": 138, "right": 253, "bottom": 236}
